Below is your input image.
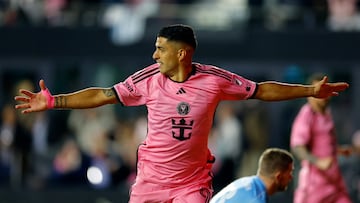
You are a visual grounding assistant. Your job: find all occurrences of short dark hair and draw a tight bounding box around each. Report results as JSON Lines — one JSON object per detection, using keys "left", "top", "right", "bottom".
{"left": 258, "top": 148, "right": 294, "bottom": 177}
{"left": 158, "top": 24, "right": 198, "bottom": 49}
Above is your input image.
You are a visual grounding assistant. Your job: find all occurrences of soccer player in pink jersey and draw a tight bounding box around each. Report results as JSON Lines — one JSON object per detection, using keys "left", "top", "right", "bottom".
{"left": 290, "top": 73, "right": 354, "bottom": 203}
{"left": 14, "top": 25, "right": 349, "bottom": 202}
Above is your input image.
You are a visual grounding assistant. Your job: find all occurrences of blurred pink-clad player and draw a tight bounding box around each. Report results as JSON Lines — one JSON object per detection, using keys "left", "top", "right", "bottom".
{"left": 14, "top": 25, "right": 349, "bottom": 202}
{"left": 291, "top": 73, "right": 353, "bottom": 203}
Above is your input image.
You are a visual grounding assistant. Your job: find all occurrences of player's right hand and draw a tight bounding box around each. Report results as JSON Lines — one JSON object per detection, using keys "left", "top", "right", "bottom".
{"left": 315, "top": 157, "right": 333, "bottom": 170}
{"left": 14, "top": 79, "right": 50, "bottom": 114}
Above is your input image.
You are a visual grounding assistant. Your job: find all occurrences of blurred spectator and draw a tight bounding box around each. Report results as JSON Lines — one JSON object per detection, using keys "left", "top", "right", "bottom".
{"left": 341, "top": 130, "right": 360, "bottom": 202}
{"left": 66, "top": 87, "right": 130, "bottom": 189}
{"left": 290, "top": 73, "right": 353, "bottom": 203}
{"left": 112, "top": 118, "right": 141, "bottom": 186}
{"left": 327, "top": 0, "right": 360, "bottom": 31}
{"left": 67, "top": 108, "right": 113, "bottom": 158}
{"left": 67, "top": 64, "right": 117, "bottom": 161}
{"left": 1, "top": 79, "right": 46, "bottom": 189}
{"left": 13, "top": 79, "right": 54, "bottom": 189}
{"left": 187, "top": 0, "right": 249, "bottom": 30}
{"left": 237, "top": 100, "right": 269, "bottom": 178}
{"left": 44, "top": 0, "right": 68, "bottom": 26}
{"left": 3, "top": 0, "right": 44, "bottom": 26}
{"left": 50, "top": 138, "right": 91, "bottom": 187}
{"left": 210, "top": 101, "right": 243, "bottom": 193}
{"left": 0, "top": 102, "right": 32, "bottom": 189}
{"left": 0, "top": 104, "right": 16, "bottom": 186}
{"left": 101, "top": 0, "right": 159, "bottom": 45}
{"left": 262, "top": 0, "right": 307, "bottom": 30}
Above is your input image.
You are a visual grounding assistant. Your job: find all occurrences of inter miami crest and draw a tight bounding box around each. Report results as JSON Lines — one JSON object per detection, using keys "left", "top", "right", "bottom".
{"left": 172, "top": 102, "right": 193, "bottom": 141}
{"left": 177, "top": 102, "right": 190, "bottom": 115}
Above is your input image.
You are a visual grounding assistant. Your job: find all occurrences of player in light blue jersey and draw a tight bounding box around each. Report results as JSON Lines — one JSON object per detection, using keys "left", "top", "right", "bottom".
{"left": 210, "top": 148, "right": 294, "bottom": 203}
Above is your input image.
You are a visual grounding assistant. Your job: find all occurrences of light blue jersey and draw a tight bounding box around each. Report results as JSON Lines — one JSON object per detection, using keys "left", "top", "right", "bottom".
{"left": 210, "top": 176, "right": 268, "bottom": 203}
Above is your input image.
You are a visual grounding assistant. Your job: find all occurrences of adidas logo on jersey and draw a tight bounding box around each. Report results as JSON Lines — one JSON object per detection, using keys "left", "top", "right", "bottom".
{"left": 176, "top": 88, "right": 186, "bottom": 94}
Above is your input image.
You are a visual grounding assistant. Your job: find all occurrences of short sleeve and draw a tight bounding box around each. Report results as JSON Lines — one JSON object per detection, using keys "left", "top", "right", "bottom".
{"left": 219, "top": 72, "right": 257, "bottom": 101}
{"left": 113, "top": 75, "right": 147, "bottom": 106}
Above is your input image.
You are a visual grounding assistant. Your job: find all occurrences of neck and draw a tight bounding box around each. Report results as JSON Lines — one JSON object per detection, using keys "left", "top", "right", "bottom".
{"left": 258, "top": 175, "right": 276, "bottom": 196}
{"left": 309, "top": 102, "right": 327, "bottom": 114}
{"left": 170, "top": 63, "right": 193, "bottom": 82}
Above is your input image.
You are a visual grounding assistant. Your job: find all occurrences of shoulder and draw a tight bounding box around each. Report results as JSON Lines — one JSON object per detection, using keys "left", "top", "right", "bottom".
{"left": 212, "top": 176, "right": 264, "bottom": 203}
{"left": 193, "top": 63, "right": 234, "bottom": 82}
{"left": 238, "top": 176, "right": 266, "bottom": 195}
{"left": 227, "top": 176, "right": 258, "bottom": 192}
{"left": 130, "top": 63, "right": 161, "bottom": 84}
{"left": 233, "top": 176, "right": 265, "bottom": 200}
{"left": 292, "top": 104, "right": 316, "bottom": 128}
{"left": 297, "top": 104, "right": 314, "bottom": 117}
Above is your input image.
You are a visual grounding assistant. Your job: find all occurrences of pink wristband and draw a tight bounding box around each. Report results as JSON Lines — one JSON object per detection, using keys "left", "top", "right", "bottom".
{"left": 41, "top": 88, "right": 55, "bottom": 109}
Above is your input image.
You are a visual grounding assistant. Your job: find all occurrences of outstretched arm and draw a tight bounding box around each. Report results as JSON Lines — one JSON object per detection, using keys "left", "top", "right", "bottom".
{"left": 291, "top": 145, "right": 333, "bottom": 170}
{"left": 254, "top": 76, "right": 349, "bottom": 101}
{"left": 337, "top": 145, "right": 355, "bottom": 157}
{"left": 15, "top": 79, "right": 118, "bottom": 114}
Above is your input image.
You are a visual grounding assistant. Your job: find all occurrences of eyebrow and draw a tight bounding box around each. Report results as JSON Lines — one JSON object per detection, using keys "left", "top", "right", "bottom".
{"left": 156, "top": 45, "right": 165, "bottom": 50}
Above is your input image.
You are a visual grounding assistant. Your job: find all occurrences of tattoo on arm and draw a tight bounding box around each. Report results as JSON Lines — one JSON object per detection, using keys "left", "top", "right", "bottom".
{"left": 54, "top": 96, "right": 67, "bottom": 108}
{"left": 103, "top": 89, "right": 115, "bottom": 97}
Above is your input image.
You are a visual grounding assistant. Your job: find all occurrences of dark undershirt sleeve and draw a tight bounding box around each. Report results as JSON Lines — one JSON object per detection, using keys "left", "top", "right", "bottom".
{"left": 112, "top": 87, "right": 124, "bottom": 106}
{"left": 249, "top": 83, "right": 259, "bottom": 99}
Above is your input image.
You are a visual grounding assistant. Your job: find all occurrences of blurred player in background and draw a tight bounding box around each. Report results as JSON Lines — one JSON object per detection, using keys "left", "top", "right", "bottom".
{"left": 290, "top": 73, "right": 354, "bottom": 203}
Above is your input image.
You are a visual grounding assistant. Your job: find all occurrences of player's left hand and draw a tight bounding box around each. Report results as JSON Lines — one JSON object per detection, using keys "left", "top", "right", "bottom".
{"left": 313, "top": 76, "right": 349, "bottom": 98}
{"left": 337, "top": 145, "right": 354, "bottom": 157}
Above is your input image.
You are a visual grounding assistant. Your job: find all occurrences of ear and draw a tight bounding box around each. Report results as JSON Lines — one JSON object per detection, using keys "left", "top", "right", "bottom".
{"left": 178, "top": 49, "right": 187, "bottom": 61}
{"left": 274, "top": 171, "right": 282, "bottom": 182}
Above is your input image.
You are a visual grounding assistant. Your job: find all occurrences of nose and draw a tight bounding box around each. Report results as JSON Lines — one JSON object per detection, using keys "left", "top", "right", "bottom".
{"left": 152, "top": 50, "right": 159, "bottom": 60}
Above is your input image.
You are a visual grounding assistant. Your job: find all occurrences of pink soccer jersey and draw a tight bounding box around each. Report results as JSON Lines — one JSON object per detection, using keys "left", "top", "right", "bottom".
{"left": 290, "top": 104, "right": 336, "bottom": 157}
{"left": 290, "top": 104, "right": 351, "bottom": 203}
{"left": 113, "top": 63, "right": 256, "bottom": 185}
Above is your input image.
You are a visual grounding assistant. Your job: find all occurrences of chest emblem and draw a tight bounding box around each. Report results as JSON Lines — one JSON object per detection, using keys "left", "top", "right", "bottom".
{"left": 173, "top": 102, "right": 192, "bottom": 141}
{"left": 177, "top": 102, "right": 191, "bottom": 115}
